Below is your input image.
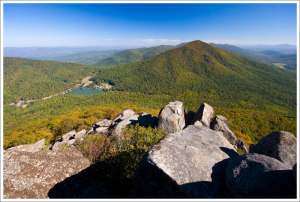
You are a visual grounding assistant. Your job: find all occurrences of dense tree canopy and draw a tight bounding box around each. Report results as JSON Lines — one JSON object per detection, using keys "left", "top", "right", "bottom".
{"left": 3, "top": 57, "right": 103, "bottom": 104}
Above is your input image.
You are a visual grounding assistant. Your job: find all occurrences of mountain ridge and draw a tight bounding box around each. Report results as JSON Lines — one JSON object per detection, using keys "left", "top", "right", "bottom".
{"left": 95, "top": 45, "right": 175, "bottom": 66}
{"left": 93, "top": 40, "right": 296, "bottom": 115}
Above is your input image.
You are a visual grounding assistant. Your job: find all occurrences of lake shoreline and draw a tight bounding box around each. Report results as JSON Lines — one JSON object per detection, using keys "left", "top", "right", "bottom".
{"left": 66, "top": 87, "right": 104, "bottom": 95}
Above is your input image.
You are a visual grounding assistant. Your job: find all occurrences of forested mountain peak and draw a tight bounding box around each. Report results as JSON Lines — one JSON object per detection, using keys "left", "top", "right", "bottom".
{"left": 93, "top": 40, "right": 296, "bottom": 115}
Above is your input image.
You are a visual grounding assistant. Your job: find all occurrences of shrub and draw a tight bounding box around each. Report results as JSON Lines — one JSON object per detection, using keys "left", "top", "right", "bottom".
{"left": 77, "top": 124, "right": 166, "bottom": 181}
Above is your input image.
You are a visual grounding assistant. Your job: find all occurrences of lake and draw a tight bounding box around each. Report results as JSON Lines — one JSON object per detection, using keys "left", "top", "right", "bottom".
{"left": 66, "top": 87, "right": 104, "bottom": 95}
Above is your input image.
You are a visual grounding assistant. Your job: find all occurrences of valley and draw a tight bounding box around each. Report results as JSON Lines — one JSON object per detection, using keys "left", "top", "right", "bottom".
{"left": 3, "top": 40, "right": 297, "bottom": 151}
{"left": 211, "top": 43, "right": 297, "bottom": 71}
{"left": 2, "top": 3, "right": 297, "bottom": 199}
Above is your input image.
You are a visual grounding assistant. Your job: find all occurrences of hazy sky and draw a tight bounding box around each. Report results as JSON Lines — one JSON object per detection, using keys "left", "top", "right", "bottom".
{"left": 3, "top": 2, "right": 298, "bottom": 47}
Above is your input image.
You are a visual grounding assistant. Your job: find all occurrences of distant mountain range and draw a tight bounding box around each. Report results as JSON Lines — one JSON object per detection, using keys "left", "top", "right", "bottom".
{"left": 5, "top": 42, "right": 296, "bottom": 70}
{"left": 237, "top": 44, "right": 297, "bottom": 54}
{"left": 44, "top": 50, "right": 119, "bottom": 65}
{"left": 210, "top": 43, "right": 296, "bottom": 70}
{"left": 95, "top": 45, "right": 176, "bottom": 66}
{"left": 3, "top": 45, "right": 143, "bottom": 58}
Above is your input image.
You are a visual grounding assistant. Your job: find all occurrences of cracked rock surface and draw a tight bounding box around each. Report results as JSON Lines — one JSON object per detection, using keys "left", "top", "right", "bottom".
{"left": 133, "top": 125, "right": 238, "bottom": 198}
{"left": 3, "top": 147, "right": 90, "bottom": 199}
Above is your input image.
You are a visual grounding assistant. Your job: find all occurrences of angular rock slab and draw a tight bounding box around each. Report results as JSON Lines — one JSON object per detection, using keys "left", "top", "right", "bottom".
{"left": 111, "top": 114, "right": 139, "bottom": 138}
{"left": 138, "top": 112, "right": 158, "bottom": 128}
{"left": 60, "top": 130, "right": 76, "bottom": 142}
{"left": 95, "top": 126, "right": 109, "bottom": 133}
{"left": 157, "top": 101, "right": 185, "bottom": 133}
{"left": 7, "top": 139, "right": 45, "bottom": 152}
{"left": 211, "top": 115, "right": 238, "bottom": 146}
{"left": 225, "top": 153, "right": 296, "bottom": 198}
{"left": 94, "top": 119, "right": 112, "bottom": 128}
{"left": 112, "top": 109, "right": 136, "bottom": 126}
{"left": 3, "top": 147, "right": 90, "bottom": 199}
{"left": 51, "top": 141, "right": 66, "bottom": 150}
{"left": 133, "top": 125, "right": 238, "bottom": 198}
{"left": 74, "top": 129, "right": 87, "bottom": 140}
{"left": 249, "top": 131, "right": 297, "bottom": 168}
{"left": 191, "top": 103, "right": 214, "bottom": 127}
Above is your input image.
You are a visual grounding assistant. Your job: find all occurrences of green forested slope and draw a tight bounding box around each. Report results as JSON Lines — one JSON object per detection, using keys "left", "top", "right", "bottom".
{"left": 3, "top": 57, "right": 102, "bottom": 104}
{"left": 93, "top": 40, "right": 296, "bottom": 115}
{"left": 210, "top": 43, "right": 297, "bottom": 71}
{"left": 95, "top": 45, "right": 175, "bottom": 66}
{"left": 3, "top": 91, "right": 296, "bottom": 149}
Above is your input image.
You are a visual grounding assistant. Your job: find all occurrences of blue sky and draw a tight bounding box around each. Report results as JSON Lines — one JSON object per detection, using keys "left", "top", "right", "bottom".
{"left": 3, "top": 3, "right": 298, "bottom": 47}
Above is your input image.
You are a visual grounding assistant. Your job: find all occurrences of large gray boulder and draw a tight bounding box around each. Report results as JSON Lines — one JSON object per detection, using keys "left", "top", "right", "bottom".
{"left": 225, "top": 153, "right": 296, "bottom": 198}
{"left": 51, "top": 141, "right": 66, "bottom": 150}
{"left": 60, "top": 130, "right": 76, "bottom": 142}
{"left": 3, "top": 147, "right": 90, "bottom": 199}
{"left": 157, "top": 101, "right": 185, "bottom": 133}
{"left": 138, "top": 112, "right": 158, "bottom": 128}
{"left": 7, "top": 139, "right": 45, "bottom": 152}
{"left": 133, "top": 125, "right": 239, "bottom": 198}
{"left": 211, "top": 115, "right": 238, "bottom": 146}
{"left": 249, "top": 131, "right": 297, "bottom": 168}
{"left": 51, "top": 130, "right": 78, "bottom": 150}
{"left": 95, "top": 127, "right": 109, "bottom": 133}
{"left": 111, "top": 114, "right": 139, "bottom": 138}
{"left": 191, "top": 103, "right": 214, "bottom": 127}
{"left": 94, "top": 119, "right": 112, "bottom": 128}
{"left": 111, "top": 109, "right": 136, "bottom": 126}
{"left": 93, "top": 119, "right": 112, "bottom": 134}
{"left": 74, "top": 129, "right": 87, "bottom": 140}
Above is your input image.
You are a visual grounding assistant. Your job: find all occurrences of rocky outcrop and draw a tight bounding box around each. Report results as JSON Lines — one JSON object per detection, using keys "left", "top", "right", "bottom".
{"left": 4, "top": 101, "right": 297, "bottom": 199}
{"left": 67, "top": 139, "right": 76, "bottom": 146}
{"left": 111, "top": 109, "right": 136, "bottom": 126}
{"left": 225, "top": 153, "right": 296, "bottom": 198}
{"left": 191, "top": 103, "right": 214, "bottom": 127}
{"left": 236, "top": 139, "right": 249, "bottom": 154}
{"left": 51, "top": 141, "right": 65, "bottom": 150}
{"left": 60, "top": 130, "right": 76, "bottom": 142}
{"left": 249, "top": 131, "right": 297, "bottom": 168}
{"left": 133, "top": 125, "right": 238, "bottom": 198}
{"left": 210, "top": 115, "right": 249, "bottom": 154}
{"left": 95, "top": 127, "right": 110, "bottom": 133}
{"left": 138, "top": 112, "right": 158, "bottom": 128}
{"left": 157, "top": 101, "right": 185, "bottom": 133}
{"left": 211, "top": 115, "right": 238, "bottom": 146}
{"left": 94, "top": 119, "right": 112, "bottom": 128}
{"left": 111, "top": 114, "right": 139, "bottom": 138}
{"left": 3, "top": 147, "right": 90, "bottom": 199}
{"left": 92, "top": 119, "right": 112, "bottom": 134}
{"left": 7, "top": 139, "right": 45, "bottom": 152}
{"left": 52, "top": 130, "right": 78, "bottom": 150}
{"left": 74, "top": 129, "right": 87, "bottom": 140}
